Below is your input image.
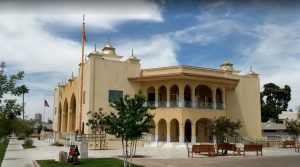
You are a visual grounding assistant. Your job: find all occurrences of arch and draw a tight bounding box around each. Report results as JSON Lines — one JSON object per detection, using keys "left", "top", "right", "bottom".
{"left": 170, "top": 85, "right": 179, "bottom": 107}
{"left": 69, "top": 93, "right": 76, "bottom": 132}
{"left": 184, "top": 85, "right": 192, "bottom": 107}
{"left": 158, "top": 86, "right": 167, "bottom": 107}
{"left": 58, "top": 102, "right": 62, "bottom": 131}
{"left": 196, "top": 118, "right": 212, "bottom": 143}
{"left": 149, "top": 119, "right": 155, "bottom": 142}
{"left": 62, "top": 99, "right": 68, "bottom": 132}
{"left": 147, "top": 87, "right": 155, "bottom": 106}
{"left": 185, "top": 119, "right": 192, "bottom": 142}
{"left": 158, "top": 119, "right": 167, "bottom": 141}
{"left": 216, "top": 88, "right": 223, "bottom": 109}
{"left": 170, "top": 119, "right": 179, "bottom": 142}
{"left": 195, "top": 85, "right": 212, "bottom": 108}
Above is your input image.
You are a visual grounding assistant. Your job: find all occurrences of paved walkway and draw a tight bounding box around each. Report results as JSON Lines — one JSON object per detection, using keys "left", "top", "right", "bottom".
{"left": 1, "top": 138, "right": 300, "bottom": 167}
{"left": 1, "top": 139, "right": 34, "bottom": 167}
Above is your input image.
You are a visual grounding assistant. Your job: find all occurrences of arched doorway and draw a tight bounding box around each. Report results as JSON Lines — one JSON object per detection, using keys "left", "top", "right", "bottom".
{"left": 170, "top": 119, "right": 179, "bottom": 142}
{"left": 158, "top": 119, "right": 167, "bottom": 141}
{"left": 62, "top": 99, "right": 68, "bottom": 132}
{"left": 158, "top": 86, "right": 167, "bottom": 107}
{"left": 170, "top": 85, "right": 179, "bottom": 107}
{"left": 149, "top": 119, "right": 155, "bottom": 142}
{"left": 69, "top": 94, "right": 76, "bottom": 132}
{"left": 196, "top": 118, "right": 212, "bottom": 142}
{"left": 195, "top": 85, "right": 212, "bottom": 108}
{"left": 184, "top": 85, "right": 192, "bottom": 107}
{"left": 58, "top": 103, "right": 62, "bottom": 131}
{"left": 216, "top": 88, "right": 223, "bottom": 109}
{"left": 185, "top": 120, "right": 192, "bottom": 142}
{"left": 147, "top": 87, "right": 155, "bottom": 106}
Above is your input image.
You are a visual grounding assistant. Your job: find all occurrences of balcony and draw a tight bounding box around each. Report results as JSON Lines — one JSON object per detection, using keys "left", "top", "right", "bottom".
{"left": 147, "top": 101, "right": 226, "bottom": 110}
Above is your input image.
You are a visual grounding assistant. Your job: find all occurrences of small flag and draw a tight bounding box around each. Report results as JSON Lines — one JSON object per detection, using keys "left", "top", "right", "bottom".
{"left": 44, "top": 100, "right": 50, "bottom": 107}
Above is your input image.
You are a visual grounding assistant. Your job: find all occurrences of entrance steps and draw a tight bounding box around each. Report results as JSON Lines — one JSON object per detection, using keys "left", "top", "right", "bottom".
{"left": 144, "top": 142, "right": 189, "bottom": 149}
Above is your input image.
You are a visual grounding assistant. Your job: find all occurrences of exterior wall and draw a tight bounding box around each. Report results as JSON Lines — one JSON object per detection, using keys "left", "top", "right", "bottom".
{"left": 89, "top": 55, "right": 140, "bottom": 118}
{"left": 226, "top": 73, "right": 262, "bottom": 140}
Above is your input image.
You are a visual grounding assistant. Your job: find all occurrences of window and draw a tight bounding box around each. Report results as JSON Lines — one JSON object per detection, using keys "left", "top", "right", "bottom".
{"left": 109, "top": 90, "right": 123, "bottom": 102}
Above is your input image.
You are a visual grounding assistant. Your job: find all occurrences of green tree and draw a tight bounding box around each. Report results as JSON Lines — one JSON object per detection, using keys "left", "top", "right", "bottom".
{"left": 105, "top": 92, "right": 154, "bottom": 167}
{"left": 285, "top": 120, "right": 300, "bottom": 140}
{"left": 14, "top": 85, "right": 29, "bottom": 122}
{"left": 211, "top": 116, "right": 242, "bottom": 143}
{"left": 261, "top": 83, "right": 291, "bottom": 122}
{"left": 0, "top": 61, "right": 26, "bottom": 137}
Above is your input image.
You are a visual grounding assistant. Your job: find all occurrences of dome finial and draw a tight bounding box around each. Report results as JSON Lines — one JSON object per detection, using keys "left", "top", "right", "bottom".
{"left": 132, "top": 49, "right": 134, "bottom": 56}
{"left": 94, "top": 44, "right": 97, "bottom": 51}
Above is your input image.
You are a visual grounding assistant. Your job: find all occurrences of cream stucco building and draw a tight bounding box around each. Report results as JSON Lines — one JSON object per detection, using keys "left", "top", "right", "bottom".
{"left": 52, "top": 43, "right": 262, "bottom": 146}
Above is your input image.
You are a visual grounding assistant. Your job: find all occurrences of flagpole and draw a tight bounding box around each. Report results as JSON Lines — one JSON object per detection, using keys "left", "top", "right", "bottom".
{"left": 43, "top": 103, "right": 45, "bottom": 131}
{"left": 79, "top": 14, "right": 86, "bottom": 134}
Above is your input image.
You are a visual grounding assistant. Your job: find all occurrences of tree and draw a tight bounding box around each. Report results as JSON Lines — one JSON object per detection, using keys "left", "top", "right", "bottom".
{"left": 0, "top": 61, "right": 26, "bottom": 137}
{"left": 285, "top": 120, "right": 300, "bottom": 140}
{"left": 211, "top": 116, "right": 242, "bottom": 143}
{"left": 104, "top": 92, "right": 154, "bottom": 167}
{"left": 86, "top": 107, "right": 107, "bottom": 149}
{"left": 14, "top": 85, "right": 29, "bottom": 122}
{"left": 261, "top": 83, "right": 291, "bottom": 122}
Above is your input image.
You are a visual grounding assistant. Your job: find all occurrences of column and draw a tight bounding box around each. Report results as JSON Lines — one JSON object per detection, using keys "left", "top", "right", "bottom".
{"left": 179, "top": 124, "right": 185, "bottom": 143}
{"left": 167, "top": 122, "right": 171, "bottom": 142}
{"left": 179, "top": 85, "right": 184, "bottom": 107}
{"left": 222, "top": 88, "right": 226, "bottom": 110}
{"left": 166, "top": 86, "right": 170, "bottom": 107}
{"left": 191, "top": 124, "right": 196, "bottom": 144}
{"left": 191, "top": 86, "right": 195, "bottom": 108}
{"left": 212, "top": 87, "right": 216, "bottom": 109}
{"left": 155, "top": 123, "right": 159, "bottom": 142}
{"left": 155, "top": 87, "right": 159, "bottom": 107}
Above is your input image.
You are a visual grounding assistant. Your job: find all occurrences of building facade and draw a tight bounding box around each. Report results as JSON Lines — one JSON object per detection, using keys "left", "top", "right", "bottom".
{"left": 52, "top": 43, "right": 262, "bottom": 144}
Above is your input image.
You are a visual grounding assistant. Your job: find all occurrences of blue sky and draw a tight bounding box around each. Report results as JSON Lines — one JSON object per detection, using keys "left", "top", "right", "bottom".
{"left": 1, "top": 0, "right": 300, "bottom": 120}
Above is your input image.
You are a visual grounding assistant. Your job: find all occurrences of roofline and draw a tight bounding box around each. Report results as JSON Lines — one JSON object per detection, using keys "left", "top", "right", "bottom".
{"left": 141, "top": 65, "right": 225, "bottom": 74}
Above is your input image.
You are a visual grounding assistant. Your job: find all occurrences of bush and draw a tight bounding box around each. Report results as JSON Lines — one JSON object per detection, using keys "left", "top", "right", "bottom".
{"left": 18, "top": 136, "right": 25, "bottom": 140}
{"left": 24, "top": 138, "right": 33, "bottom": 146}
{"left": 51, "top": 141, "right": 64, "bottom": 147}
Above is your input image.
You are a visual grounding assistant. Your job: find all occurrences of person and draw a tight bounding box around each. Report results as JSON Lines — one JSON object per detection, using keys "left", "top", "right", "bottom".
{"left": 68, "top": 145, "right": 79, "bottom": 164}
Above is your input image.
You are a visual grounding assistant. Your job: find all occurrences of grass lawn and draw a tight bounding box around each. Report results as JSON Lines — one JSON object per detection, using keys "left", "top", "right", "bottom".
{"left": 0, "top": 139, "right": 9, "bottom": 164}
{"left": 37, "top": 158, "right": 144, "bottom": 167}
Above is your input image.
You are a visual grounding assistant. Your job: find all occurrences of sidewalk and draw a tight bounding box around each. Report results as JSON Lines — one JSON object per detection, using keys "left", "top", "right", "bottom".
{"left": 1, "top": 139, "right": 34, "bottom": 167}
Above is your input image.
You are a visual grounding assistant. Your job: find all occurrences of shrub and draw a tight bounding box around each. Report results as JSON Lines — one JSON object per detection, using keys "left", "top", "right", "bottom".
{"left": 51, "top": 141, "right": 64, "bottom": 147}
{"left": 24, "top": 138, "right": 33, "bottom": 146}
{"left": 18, "top": 136, "right": 25, "bottom": 140}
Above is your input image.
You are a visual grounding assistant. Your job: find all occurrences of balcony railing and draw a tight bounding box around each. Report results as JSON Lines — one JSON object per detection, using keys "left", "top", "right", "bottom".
{"left": 147, "top": 101, "right": 226, "bottom": 110}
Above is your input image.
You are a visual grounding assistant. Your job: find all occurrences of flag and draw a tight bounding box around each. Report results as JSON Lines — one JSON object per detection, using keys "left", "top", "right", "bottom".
{"left": 44, "top": 100, "right": 49, "bottom": 107}
{"left": 82, "top": 15, "right": 87, "bottom": 42}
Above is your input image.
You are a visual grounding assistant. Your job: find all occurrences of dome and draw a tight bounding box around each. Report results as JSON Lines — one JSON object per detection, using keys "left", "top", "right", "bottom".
{"left": 220, "top": 59, "right": 234, "bottom": 71}
{"left": 101, "top": 43, "right": 117, "bottom": 55}
{"left": 247, "top": 65, "right": 257, "bottom": 75}
{"left": 88, "top": 50, "right": 100, "bottom": 57}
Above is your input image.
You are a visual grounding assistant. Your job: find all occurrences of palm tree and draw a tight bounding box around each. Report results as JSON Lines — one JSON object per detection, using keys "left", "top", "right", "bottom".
{"left": 15, "top": 85, "right": 29, "bottom": 122}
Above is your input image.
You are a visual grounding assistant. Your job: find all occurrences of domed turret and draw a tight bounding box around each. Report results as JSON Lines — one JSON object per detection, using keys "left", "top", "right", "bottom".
{"left": 126, "top": 49, "right": 140, "bottom": 63}
{"left": 100, "top": 41, "right": 123, "bottom": 61}
{"left": 88, "top": 44, "right": 101, "bottom": 57}
{"left": 220, "top": 59, "right": 234, "bottom": 71}
{"left": 247, "top": 65, "right": 258, "bottom": 76}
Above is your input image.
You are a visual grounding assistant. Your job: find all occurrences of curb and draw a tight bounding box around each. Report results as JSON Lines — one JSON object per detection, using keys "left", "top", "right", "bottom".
{"left": 32, "top": 160, "right": 41, "bottom": 167}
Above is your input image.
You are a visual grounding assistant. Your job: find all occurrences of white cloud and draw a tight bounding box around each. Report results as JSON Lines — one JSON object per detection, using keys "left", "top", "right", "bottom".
{"left": 0, "top": 0, "right": 164, "bottom": 119}
{"left": 170, "top": 20, "right": 242, "bottom": 45}
{"left": 239, "top": 22, "right": 300, "bottom": 110}
{"left": 116, "top": 35, "right": 179, "bottom": 68}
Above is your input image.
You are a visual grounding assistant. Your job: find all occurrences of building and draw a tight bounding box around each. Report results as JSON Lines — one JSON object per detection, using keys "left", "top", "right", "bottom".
{"left": 278, "top": 111, "right": 299, "bottom": 124}
{"left": 52, "top": 43, "right": 262, "bottom": 145}
{"left": 262, "top": 122, "right": 288, "bottom": 141}
{"left": 35, "top": 113, "right": 42, "bottom": 123}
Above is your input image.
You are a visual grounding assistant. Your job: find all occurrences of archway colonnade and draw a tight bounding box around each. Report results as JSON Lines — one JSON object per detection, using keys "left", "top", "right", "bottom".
{"left": 57, "top": 93, "right": 77, "bottom": 132}
{"left": 146, "top": 84, "right": 226, "bottom": 110}
{"left": 148, "top": 118, "right": 213, "bottom": 143}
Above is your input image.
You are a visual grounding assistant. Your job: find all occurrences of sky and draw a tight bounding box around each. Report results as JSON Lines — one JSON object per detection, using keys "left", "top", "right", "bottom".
{"left": 1, "top": 0, "right": 300, "bottom": 120}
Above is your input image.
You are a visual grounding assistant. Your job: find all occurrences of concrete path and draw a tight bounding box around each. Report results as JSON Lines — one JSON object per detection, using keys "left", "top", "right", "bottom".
{"left": 1, "top": 138, "right": 300, "bottom": 167}
{"left": 1, "top": 139, "right": 34, "bottom": 167}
